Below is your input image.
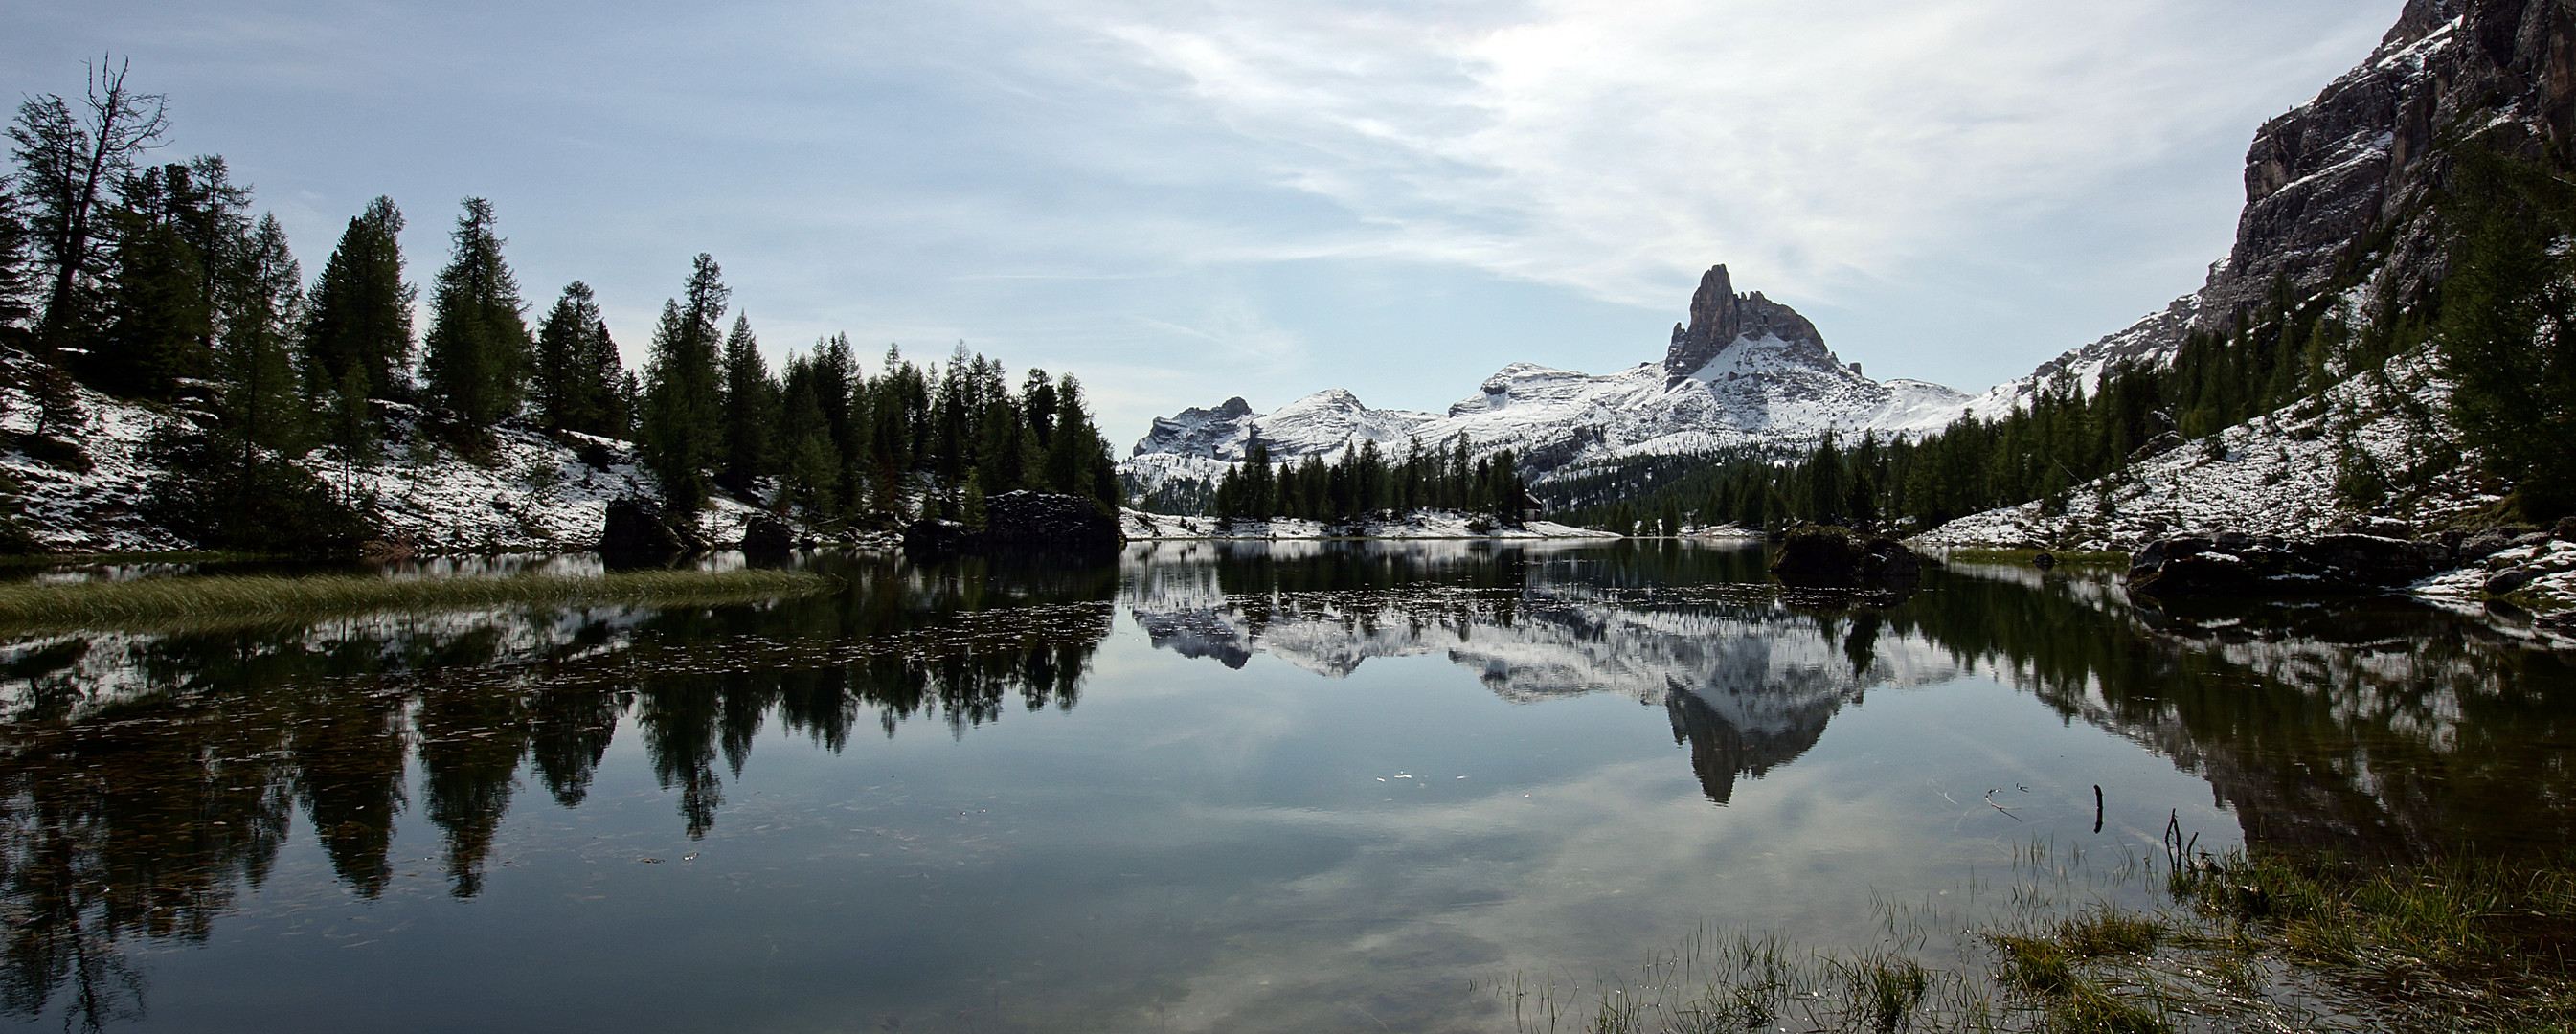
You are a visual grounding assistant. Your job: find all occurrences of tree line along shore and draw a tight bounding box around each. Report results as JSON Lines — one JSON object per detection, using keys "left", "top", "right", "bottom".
{"left": 0, "top": 59, "right": 1122, "bottom": 557}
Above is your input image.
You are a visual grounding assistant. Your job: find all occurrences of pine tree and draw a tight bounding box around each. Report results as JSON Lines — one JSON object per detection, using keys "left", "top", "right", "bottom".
{"left": 0, "top": 178, "right": 36, "bottom": 342}
{"left": 533, "top": 281, "right": 613, "bottom": 433}
{"left": 585, "top": 317, "right": 634, "bottom": 438}
{"left": 2437, "top": 142, "right": 2576, "bottom": 517}
{"left": 640, "top": 254, "right": 728, "bottom": 512}
{"left": 419, "top": 197, "right": 531, "bottom": 437}
{"left": 717, "top": 313, "right": 778, "bottom": 497}
{"left": 8, "top": 57, "right": 169, "bottom": 362}
{"left": 1039, "top": 373, "right": 1117, "bottom": 506}
{"left": 303, "top": 196, "right": 415, "bottom": 407}
{"left": 215, "top": 214, "right": 305, "bottom": 452}
{"left": 777, "top": 352, "right": 842, "bottom": 517}
{"left": 93, "top": 163, "right": 227, "bottom": 399}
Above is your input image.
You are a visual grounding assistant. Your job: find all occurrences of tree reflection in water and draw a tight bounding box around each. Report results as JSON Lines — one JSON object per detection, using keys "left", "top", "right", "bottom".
{"left": 1128, "top": 539, "right": 2576, "bottom": 853}
{"left": 0, "top": 541, "right": 2566, "bottom": 1029}
{"left": 0, "top": 550, "right": 1116, "bottom": 1028}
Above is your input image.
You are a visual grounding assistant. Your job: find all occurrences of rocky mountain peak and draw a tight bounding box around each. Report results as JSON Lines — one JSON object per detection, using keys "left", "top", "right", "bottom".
{"left": 2384, "top": 0, "right": 2461, "bottom": 49}
{"left": 1131, "top": 396, "right": 1260, "bottom": 458}
{"left": 2190, "top": 0, "right": 2576, "bottom": 339}
{"left": 1662, "top": 264, "right": 1829, "bottom": 382}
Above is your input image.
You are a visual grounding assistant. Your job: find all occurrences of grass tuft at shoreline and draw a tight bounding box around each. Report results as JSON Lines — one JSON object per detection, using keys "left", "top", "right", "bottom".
{"left": 0, "top": 568, "right": 839, "bottom": 631}
{"left": 1515, "top": 848, "right": 2576, "bottom": 1033}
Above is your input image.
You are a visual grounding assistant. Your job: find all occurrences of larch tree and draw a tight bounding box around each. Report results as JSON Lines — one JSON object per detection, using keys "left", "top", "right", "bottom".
{"left": 303, "top": 195, "right": 415, "bottom": 407}
{"left": 717, "top": 313, "right": 778, "bottom": 497}
{"left": 640, "top": 253, "right": 728, "bottom": 512}
{"left": 6, "top": 56, "right": 168, "bottom": 362}
{"left": 534, "top": 281, "right": 609, "bottom": 433}
{"left": 216, "top": 213, "right": 305, "bottom": 452}
{"left": 95, "top": 161, "right": 244, "bottom": 399}
{"left": 2437, "top": 142, "right": 2576, "bottom": 518}
{"left": 420, "top": 197, "right": 531, "bottom": 438}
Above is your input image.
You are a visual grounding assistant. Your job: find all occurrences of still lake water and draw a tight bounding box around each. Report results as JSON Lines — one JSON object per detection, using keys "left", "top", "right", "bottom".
{"left": 0, "top": 540, "right": 2569, "bottom": 1032}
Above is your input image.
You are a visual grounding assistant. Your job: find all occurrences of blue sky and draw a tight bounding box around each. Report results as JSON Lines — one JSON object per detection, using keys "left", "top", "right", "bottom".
{"left": 5, "top": 0, "right": 2404, "bottom": 447}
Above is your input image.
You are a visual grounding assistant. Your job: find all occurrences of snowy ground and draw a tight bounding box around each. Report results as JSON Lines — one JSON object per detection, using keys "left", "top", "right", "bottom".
{"left": 329, "top": 402, "right": 771, "bottom": 553}
{"left": 1912, "top": 349, "right": 2492, "bottom": 553}
{"left": 2414, "top": 537, "right": 2576, "bottom": 647}
{"left": 0, "top": 349, "right": 777, "bottom": 554}
{"left": 1117, "top": 507, "right": 1617, "bottom": 541}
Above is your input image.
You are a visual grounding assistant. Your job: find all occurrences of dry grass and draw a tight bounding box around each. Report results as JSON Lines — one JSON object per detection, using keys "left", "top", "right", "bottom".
{"left": 1512, "top": 849, "right": 2576, "bottom": 1034}
{"left": 0, "top": 568, "right": 838, "bottom": 632}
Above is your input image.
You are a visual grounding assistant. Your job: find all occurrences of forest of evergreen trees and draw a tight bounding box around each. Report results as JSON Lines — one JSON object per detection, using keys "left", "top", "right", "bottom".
{"left": 1205, "top": 436, "right": 1532, "bottom": 527}
{"left": 0, "top": 61, "right": 1119, "bottom": 553}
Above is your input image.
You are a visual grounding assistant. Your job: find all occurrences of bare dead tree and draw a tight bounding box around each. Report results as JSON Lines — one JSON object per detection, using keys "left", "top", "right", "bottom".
{"left": 6, "top": 56, "right": 169, "bottom": 357}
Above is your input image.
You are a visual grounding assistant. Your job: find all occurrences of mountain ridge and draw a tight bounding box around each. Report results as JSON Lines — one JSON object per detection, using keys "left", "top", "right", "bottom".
{"left": 1119, "top": 263, "right": 1974, "bottom": 501}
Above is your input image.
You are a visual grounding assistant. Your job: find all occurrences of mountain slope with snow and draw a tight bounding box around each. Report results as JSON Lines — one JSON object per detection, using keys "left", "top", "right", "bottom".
{"left": 1120, "top": 264, "right": 1974, "bottom": 498}
{"left": 0, "top": 348, "right": 771, "bottom": 554}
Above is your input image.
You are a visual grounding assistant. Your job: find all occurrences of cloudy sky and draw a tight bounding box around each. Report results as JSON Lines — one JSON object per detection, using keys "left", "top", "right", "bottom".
{"left": 6, "top": 0, "right": 2404, "bottom": 446}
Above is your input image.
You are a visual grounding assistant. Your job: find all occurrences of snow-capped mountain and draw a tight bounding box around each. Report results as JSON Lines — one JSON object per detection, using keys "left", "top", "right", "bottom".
{"left": 1121, "top": 264, "right": 1972, "bottom": 495}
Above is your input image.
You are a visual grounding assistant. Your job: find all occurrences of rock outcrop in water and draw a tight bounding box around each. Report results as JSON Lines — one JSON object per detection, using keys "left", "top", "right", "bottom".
{"left": 599, "top": 498, "right": 711, "bottom": 558}
{"left": 983, "top": 491, "right": 1123, "bottom": 551}
{"left": 902, "top": 492, "right": 1124, "bottom": 555}
{"left": 1770, "top": 528, "right": 1922, "bottom": 588}
{"left": 2126, "top": 529, "right": 2451, "bottom": 597}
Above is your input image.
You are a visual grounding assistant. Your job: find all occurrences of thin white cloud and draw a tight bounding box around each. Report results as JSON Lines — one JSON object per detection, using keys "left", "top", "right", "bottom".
{"left": 3, "top": 0, "right": 2408, "bottom": 441}
{"left": 1075, "top": 0, "right": 2400, "bottom": 307}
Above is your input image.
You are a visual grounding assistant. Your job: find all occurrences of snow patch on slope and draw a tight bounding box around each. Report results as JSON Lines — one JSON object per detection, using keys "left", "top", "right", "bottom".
{"left": 1914, "top": 349, "right": 2487, "bottom": 552}
{"left": 0, "top": 349, "right": 770, "bottom": 554}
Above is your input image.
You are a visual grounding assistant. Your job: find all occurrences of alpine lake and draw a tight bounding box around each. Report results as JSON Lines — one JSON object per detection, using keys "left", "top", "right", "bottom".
{"left": 0, "top": 539, "right": 2569, "bottom": 1033}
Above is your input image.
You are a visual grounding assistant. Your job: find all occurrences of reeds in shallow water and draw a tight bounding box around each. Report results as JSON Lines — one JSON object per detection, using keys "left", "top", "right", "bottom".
{"left": 0, "top": 568, "right": 838, "bottom": 632}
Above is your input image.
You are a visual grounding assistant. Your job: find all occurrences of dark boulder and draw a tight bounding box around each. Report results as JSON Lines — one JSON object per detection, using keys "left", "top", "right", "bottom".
{"left": 899, "top": 519, "right": 978, "bottom": 555}
{"left": 599, "top": 498, "right": 708, "bottom": 558}
{"left": 2458, "top": 527, "right": 2525, "bottom": 563}
{"left": 2487, "top": 568, "right": 2543, "bottom": 595}
{"left": 2332, "top": 516, "right": 2412, "bottom": 539}
{"left": 2127, "top": 530, "right": 2446, "bottom": 597}
{"left": 981, "top": 491, "right": 1123, "bottom": 551}
{"left": 740, "top": 514, "right": 797, "bottom": 553}
{"left": 1771, "top": 527, "right": 1920, "bottom": 588}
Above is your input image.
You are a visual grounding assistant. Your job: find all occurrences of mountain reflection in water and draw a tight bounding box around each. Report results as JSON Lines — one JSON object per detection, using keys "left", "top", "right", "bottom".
{"left": 0, "top": 540, "right": 2565, "bottom": 1031}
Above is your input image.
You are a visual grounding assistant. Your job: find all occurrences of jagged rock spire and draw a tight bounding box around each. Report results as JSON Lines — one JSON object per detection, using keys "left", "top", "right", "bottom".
{"left": 1662, "top": 264, "right": 1827, "bottom": 380}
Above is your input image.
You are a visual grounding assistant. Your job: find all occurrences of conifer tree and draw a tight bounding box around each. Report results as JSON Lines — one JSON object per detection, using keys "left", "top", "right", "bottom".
{"left": 814, "top": 333, "right": 859, "bottom": 474}
{"left": 777, "top": 351, "right": 842, "bottom": 516}
{"left": 303, "top": 196, "right": 414, "bottom": 406}
{"left": 1040, "top": 372, "right": 1116, "bottom": 506}
{"left": 216, "top": 214, "right": 305, "bottom": 452}
{"left": 534, "top": 281, "right": 618, "bottom": 434}
{"left": 0, "top": 179, "right": 34, "bottom": 341}
{"left": 8, "top": 58, "right": 169, "bottom": 361}
{"left": 420, "top": 197, "right": 531, "bottom": 436}
{"left": 640, "top": 254, "right": 728, "bottom": 512}
{"left": 2436, "top": 143, "right": 2576, "bottom": 517}
{"left": 93, "top": 163, "right": 226, "bottom": 399}
{"left": 717, "top": 313, "right": 779, "bottom": 497}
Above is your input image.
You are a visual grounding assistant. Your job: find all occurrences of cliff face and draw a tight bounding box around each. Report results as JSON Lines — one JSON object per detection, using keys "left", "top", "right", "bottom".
{"left": 2000, "top": 0, "right": 2576, "bottom": 378}
{"left": 2200, "top": 0, "right": 2565, "bottom": 330}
